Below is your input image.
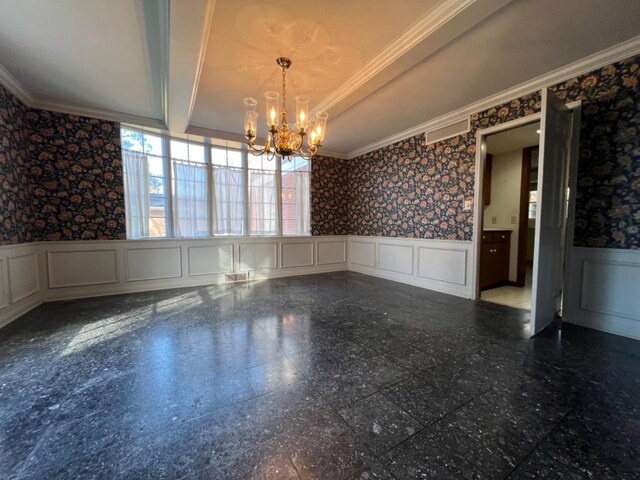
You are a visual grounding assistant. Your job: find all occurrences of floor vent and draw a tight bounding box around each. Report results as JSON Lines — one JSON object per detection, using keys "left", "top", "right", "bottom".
{"left": 225, "top": 272, "right": 249, "bottom": 283}
{"left": 425, "top": 117, "right": 470, "bottom": 145}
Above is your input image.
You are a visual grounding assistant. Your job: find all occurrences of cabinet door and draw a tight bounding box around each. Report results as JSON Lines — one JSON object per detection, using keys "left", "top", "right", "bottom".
{"left": 495, "top": 241, "right": 510, "bottom": 281}
{"left": 480, "top": 242, "right": 494, "bottom": 289}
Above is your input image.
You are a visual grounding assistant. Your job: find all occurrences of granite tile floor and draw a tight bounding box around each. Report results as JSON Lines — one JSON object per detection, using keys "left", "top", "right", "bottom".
{"left": 1, "top": 271, "right": 639, "bottom": 479}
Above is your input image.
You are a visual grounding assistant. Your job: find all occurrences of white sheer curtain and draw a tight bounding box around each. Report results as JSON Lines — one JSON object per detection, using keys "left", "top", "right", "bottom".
{"left": 123, "top": 151, "right": 150, "bottom": 239}
{"left": 173, "top": 163, "right": 208, "bottom": 237}
{"left": 212, "top": 166, "right": 245, "bottom": 235}
{"left": 248, "top": 170, "right": 277, "bottom": 235}
{"left": 295, "top": 171, "right": 311, "bottom": 235}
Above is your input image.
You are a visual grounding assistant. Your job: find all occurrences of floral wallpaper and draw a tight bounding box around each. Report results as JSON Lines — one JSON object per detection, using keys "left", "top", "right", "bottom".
{"left": 28, "top": 110, "right": 126, "bottom": 241}
{"left": 311, "top": 155, "right": 349, "bottom": 235}
{"left": 0, "top": 84, "right": 34, "bottom": 245}
{"left": 347, "top": 55, "right": 640, "bottom": 249}
{"left": 348, "top": 93, "right": 541, "bottom": 241}
{"left": 551, "top": 57, "right": 640, "bottom": 249}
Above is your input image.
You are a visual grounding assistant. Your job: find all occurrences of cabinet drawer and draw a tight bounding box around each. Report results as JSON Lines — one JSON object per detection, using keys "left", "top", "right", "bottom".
{"left": 482, "top": 231, "right": 511, "bottom": 243}
{"left": 494, "top": 231, "right": 510, "bottom": 242}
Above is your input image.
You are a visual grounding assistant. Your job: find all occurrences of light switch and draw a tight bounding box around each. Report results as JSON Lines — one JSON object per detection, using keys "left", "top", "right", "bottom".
{"left": 492, "top": 216, "right": 497, "bottom": 224}
{"left": 511, "top": 216, "right": 517, "bottom": 224}
{"left": 464, "top": 199, "right": 472, "bottom": 211}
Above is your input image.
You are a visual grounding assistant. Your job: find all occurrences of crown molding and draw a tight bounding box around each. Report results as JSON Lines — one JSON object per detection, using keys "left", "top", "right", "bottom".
{"left": 312, "top": 0, "right": 475, "bottom": 115}
{"left": 0, "top": 59, "right": 167, "bottom": 129}
{"left": 346, "top": 34, "right": 640, "bottom": 159}
{"left": 0, "top": 62, "right": 34, "bottom": 105}
{"left": 316, "top": 149, "right": 349, "bottom": 160}
{"left": 31, "top": 98, "right": 167, "bottom": 130}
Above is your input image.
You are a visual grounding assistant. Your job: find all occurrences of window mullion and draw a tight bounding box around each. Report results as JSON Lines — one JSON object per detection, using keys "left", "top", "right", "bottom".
{"left": 243, "top": 149, "right": 250, "bottom": 237}
{"left": 164, "top": 135, "right": 174, "bottom": 238}
{"left": 206, "top": 144, "right": 214, "bottom": 237}
{"left": 276, "top": 157, "right": 283, "bottom": 236}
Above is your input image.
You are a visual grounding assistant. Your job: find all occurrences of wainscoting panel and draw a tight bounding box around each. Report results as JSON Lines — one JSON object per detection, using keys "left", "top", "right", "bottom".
{"left": 8, "top": 252, "right": 39, "bottom": 303}
{"left": 564, "top": 247, "right": 640, "bottom": 340}
{"left": 187, "top": 244, "right": 234, "bottom": 277}
{"left": 581, "top": 260, "right": 640, "bottom": 320}
{"left": 350, "top": 241, "right": 376, "bottom": 267}
{"left": 417, "top": 247, "right": 467, "bottom": 285}
{"left": 239, "top": 243, "right": 278, "bottom": 270}
{"left": 281, "top": 242, "right": 314, "bottom": 268}
{"left": 47, "top": 249, "right": 118, "bottom": 288}
{"left": 0, "top": 244, "right": 43, "bottom": 328}
{"left": 378, "top": 243, "right": 414, "bottom": 275}
{"left": 125, "top": 246, "right": 182, "bottom": 282}
{"left": 348, "top": 236, "right": 473, "bottom": 298}
{"left": 0, "top": 259, "right": 7, "bottom": 310}
{"left": 317, "top": 240, "right": 347, "bottom": 265}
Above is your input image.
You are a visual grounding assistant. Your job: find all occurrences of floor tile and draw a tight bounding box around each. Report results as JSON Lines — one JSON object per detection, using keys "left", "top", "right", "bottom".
{"left": 1, "top": 271, "right": 639, "bottom": 479}
{"left": 338, "top": 392, "right": 421, "bottom": 456}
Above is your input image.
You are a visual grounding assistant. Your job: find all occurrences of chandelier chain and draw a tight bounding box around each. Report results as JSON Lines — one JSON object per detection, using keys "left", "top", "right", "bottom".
{"left": 281, "top": 66, "right": 287, "bottom": 119}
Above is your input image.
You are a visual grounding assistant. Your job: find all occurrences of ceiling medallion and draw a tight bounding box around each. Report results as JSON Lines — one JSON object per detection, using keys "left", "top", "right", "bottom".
{"left": 243, "top": 57, "right": 328, "bottom": 161}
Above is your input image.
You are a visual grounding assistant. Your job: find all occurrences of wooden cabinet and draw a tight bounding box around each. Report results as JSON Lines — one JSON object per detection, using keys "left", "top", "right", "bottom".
{"left": 480, "top": 230, "right": 511, "bottom": 290}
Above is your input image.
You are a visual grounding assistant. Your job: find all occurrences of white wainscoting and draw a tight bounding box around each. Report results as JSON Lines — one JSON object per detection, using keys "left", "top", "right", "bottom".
{"left": 349, "top": 241, "right": 376, "bottom": 267}
{"left": 239, "top": 242, "right": 278, "bottom": 270}
{"left": 348, "top": 236, "right": 474, "bottom": 298}
{"left": 0, "top": 243, "right": 43, "bottom": 328}
{"left": 563, "top": 247, "right": 640, "bottom": 340}
{"left": 125, "top": 246, "right": 183, "bottom": 282}
{"left": 281, "top": 241, "right": 314, "bottom": 268}
{"left": 317, "top": 240, "right": 346, "bottom": 265}
{"left": 47, "top": 249, "right": 118, "bottom": 288}
{"left": 0, "top": 236, "right": 348, "bottom": 328}
{"left": 187, "top": 244, "right": 234, "bottom": 277}
{"left": 8, "top": 251, "right": 40, "bottom": 303}
{"left": 2, "top": 236, "right": 639, "bottom": 341}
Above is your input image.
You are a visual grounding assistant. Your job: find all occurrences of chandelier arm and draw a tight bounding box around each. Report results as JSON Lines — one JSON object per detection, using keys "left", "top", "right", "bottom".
{"left": 244, "top": 57, "right": 324, "bottom": 162}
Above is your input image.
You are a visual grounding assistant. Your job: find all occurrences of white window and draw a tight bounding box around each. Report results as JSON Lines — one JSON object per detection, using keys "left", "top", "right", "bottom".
{"left": 121, "top": 127, "right": 310, "bottom": 239}
{"left": 121, "top": 128, "right": 168, "bottom": 238}
{"left": 171, "top": 140, "right": 208, "bottom": 237}
{"left": 248, "top": 154, "right": 278, "bottom": 236}
{"left": 281, "top": 156, "right": 311, "bottom": 235}
{"left": 211, "top": 147, "right": 245, "bottom": 235}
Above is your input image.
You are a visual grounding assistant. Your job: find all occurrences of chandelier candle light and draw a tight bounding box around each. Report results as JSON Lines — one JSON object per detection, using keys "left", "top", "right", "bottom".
{"left": 243, "top": 57, "right": 328, "bottom": 161}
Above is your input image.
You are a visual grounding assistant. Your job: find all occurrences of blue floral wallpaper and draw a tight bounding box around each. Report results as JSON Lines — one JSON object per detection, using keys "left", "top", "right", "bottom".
{"left": 28, "top": 110, "right": 126, "bottom": 241}
{"left": 347, "top": 93, "right": 541, "bottom": 240}
{"left": 311, "top": 155, "right": 349, "bottom": 235}
{"left": 552, "top": 58, "right": 640, "bottom": 249}
{"left": 0, "top": 84, "right": 34, "bottom": 245}
{"left": 346, "top": 55, "right": 640, "bottom": 249}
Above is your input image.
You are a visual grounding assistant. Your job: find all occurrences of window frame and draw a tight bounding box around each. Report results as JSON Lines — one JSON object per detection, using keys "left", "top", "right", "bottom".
{"left": 120, "top": 126, "right": 311, "bottom": 239}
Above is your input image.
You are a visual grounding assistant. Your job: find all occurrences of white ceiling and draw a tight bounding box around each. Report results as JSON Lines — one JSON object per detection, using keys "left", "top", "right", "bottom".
{"left": 486, "top": 121, "right": 540, "bottom": 154}
{"left": 1, "top": 0, "right": 640, "bottom": 156}
{"left": 0, "top": 0, "right": 166, "bottom": 122}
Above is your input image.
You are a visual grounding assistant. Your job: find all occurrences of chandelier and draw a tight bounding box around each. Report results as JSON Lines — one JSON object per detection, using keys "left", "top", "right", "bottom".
{"left": 243, "top": 57, "right": 328, "bottom": 161}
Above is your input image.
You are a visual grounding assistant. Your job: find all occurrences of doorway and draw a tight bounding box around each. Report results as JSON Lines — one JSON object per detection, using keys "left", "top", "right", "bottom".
{"left": 472, "top": 89, "right": 580, "bottom": 336}
{"left": 478, "top": 122, "right": 540, "bottom": 310}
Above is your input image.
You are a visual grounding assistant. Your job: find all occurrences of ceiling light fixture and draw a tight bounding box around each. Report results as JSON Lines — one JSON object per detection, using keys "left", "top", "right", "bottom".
{"left": 243, "top": 57, "right": 328, "bottom": 161}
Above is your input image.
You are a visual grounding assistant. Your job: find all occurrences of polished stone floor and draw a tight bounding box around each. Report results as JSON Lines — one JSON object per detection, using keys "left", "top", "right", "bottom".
{"left": 1, "top": 272, "right": 639, "bottom": 479}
